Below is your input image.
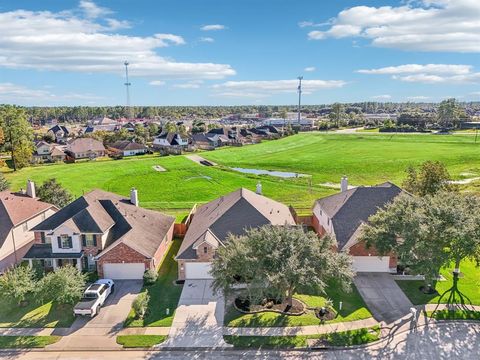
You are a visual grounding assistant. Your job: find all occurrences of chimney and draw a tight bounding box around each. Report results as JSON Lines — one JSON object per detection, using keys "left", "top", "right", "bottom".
{"left": 256, "top": 181, "right": 262, "bottom": 195}
{"left": 130, "top": 188, "right": 139, "bottom": 206}
{"left": 340, "top": 176, "right": 348, "bottom": 192}
{"left": 26, "top": 180, "right": 36, "bottom": 198}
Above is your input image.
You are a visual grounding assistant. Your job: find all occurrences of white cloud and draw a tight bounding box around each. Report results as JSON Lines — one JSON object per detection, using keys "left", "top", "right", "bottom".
{"left": 358, "top": 63, "right": 480, "bottom": 84}
{"left": 200, "top": 24, "right": 226, "bottom": 31}
{"left": 306, "top": 0, "right": 480, "bottom": 52}
{"left": 407, "top": 96, "right": 431, "bottom": 100}
{"left": 149, "top": 80, "right": 166, "bottom": 86}
{"left": 298, "top": 20, "right": 332, "bottom": 28}
{"left": 173, "top": 80, "right": 203, "bottom": 89}
{"left": 304, "top": 66, "right": 316, "bottom": 72}
{"left": 199, "top": 37, "right": 215, "bottom": 43}
{"left": 371, "top": 94, "right": 392, "bottom": 100}
{"left": 0, "top": 6, "right": 235, "bottom": 80}
{"left": 79, "top": 0, "right": 111, "bottom": 19}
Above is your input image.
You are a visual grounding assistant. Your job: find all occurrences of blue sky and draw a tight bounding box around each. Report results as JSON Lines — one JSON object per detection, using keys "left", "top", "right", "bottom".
{"left": 0, "top": 0, "right": 479, "bottom": 106}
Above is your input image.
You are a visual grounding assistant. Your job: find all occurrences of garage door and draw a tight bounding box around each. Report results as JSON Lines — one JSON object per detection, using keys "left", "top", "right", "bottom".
{"left": 352, "top": 256, "right": 390, "bottom": 272}
{"left": 185, "top": 262, "right": 212, "bottom": 279}
{"left": 103, "top": 263, "right": 145, "bottom": 279}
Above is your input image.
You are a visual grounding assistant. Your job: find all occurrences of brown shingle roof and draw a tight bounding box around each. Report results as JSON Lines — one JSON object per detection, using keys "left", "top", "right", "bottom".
{"left": 67, "top": 138, "right": 105, "bottom": 154}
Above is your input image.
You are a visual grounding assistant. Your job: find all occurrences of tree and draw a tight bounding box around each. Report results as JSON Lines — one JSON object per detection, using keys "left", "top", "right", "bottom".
{"left": 0, "top": 172, "right": 9, "bottom": 191}
{"left": 211, "top": 225, "right": 354, "bottom": 307}
{"left": 42, "top": 132, "right": 56, "bottom": 143}
{"left": 437, "top": 98, "right": 466, "bottom": 128}
{"left": 0, "top": 266, "right": 36, "bottom": 305}
{"left": 37, "top": 265, "right": 86, "bottom": 305}
{"left": 329, "top": 103, "right": 345, "bottom": 128}
{"left": 36, "top": 178, "right": 73, "bottom": 208}
{"left": 403, "top": 160, "right": 454, "bottom": 196}
{"left": 132, "top": 292, "right": 150, "bottom": 319}
{"left": 0, "top": 105, "right": 34, "bottom": 171}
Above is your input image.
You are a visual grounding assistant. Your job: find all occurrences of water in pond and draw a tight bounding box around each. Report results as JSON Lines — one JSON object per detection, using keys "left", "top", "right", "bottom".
{"left": 231, "top": 167, "right": 309, "bottom": 178}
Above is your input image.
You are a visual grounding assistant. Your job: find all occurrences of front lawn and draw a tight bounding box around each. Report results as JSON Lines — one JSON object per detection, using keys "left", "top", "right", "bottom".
{"left": 427, "top": 309, "right": 480, "bottom": 321}
{"left": 225, "top": 281, "right": 372, "bottom": 327}
{"left": 224, "top": 326, "right": 380, "bottom": 348}
{"left": 116, "top": 335, "right": 167, "bottom": 348}
{"left": 0, "top": 336, "right": 61, "bottom": 348}
{"left": 124, "top": 238, "right": 183, "bottom": 327}
{"left": 396, "top": 259, "right": 480, "bottom": 306}
{"left": 0, "top": 299, "right": 74, "bottom": 328}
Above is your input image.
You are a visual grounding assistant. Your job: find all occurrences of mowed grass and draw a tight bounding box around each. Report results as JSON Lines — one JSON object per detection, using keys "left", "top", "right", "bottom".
{"left": 0, "top": 336, "right": 61, "bottom": 349}
{"left": 116, "top": 335, "right": 167, "bottom": 348}
{"left": 396, "top": 259, "right": 480, "bottom": 305}
{"left": 225, "top": 281, "right": 372, "bottom": 327}
{"left": 124, "top": 238, "right": 183, "bottom": 327}
{"left": 4, "top": 133, "right": 480, "bottom": 215}
{"left": 0, "top": 300, "right": 74, "bottom": 328}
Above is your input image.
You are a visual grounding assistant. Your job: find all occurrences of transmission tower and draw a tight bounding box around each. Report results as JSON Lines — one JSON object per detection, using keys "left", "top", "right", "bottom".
{"left": 297, "top": 76, "right": 303, "bottom": 124}
{"left": 124, "top": 61, "right": 132, "bottom": 119}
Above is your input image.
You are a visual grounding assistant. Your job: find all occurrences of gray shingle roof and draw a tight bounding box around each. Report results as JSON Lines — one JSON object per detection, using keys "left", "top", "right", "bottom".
{"left": 176, "top": 188, "right": 295, "bottom": 260}
{"left": 315, "top": 182, "right": 403, "bottom": 250}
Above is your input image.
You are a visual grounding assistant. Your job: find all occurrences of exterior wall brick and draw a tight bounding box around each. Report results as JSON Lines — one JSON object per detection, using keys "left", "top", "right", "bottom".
{"left": 82, "top": 235, "right": 103, "bottom": 256}
{"left": 177, "top": 242, "right": 215, "bottom": 280}
{"left": 97, "top": 243, "right": 150, "bottom": 278}
{"left": 348, "top": 240, "right": 397, "bottom": 269}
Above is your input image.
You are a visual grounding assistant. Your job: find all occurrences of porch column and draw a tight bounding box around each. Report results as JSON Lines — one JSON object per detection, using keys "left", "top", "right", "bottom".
{"left": 28, "top": 259, "right": 33, "bottom": 268}
{"left": 76, "top": 259, "right": 82, "bottom": 272}
{"left": 52, "top": 259, "right": 58, "bottom": 270}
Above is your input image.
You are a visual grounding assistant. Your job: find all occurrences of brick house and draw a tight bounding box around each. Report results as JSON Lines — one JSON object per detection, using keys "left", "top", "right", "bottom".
{"left": 0, "top": 181, "right": 57, "bottom": 272}
{"left": 107, "top": 140, "right": 148, "bottom": 157}
{"left": 312, "top": 178, "right": 403, "bottom": 273}
{"left": 175, "top": 187, "right": 296, "bottom": 280}
{"left": 25, "top": 189, "right": 174, "bottom": 279}
{"left": 65, "top": 138, "right": 106, "bottom": 160}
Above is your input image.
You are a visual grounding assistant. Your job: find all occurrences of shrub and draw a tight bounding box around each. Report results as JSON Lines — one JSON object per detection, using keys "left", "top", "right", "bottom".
{"left": 0, "top": 266, "right": 36, "bottom": 305}
{"left": 37, "top": 265, "right": 86, "bottom": 305}
{"left": 133, "top": 292, "right": 150, "bottom": 319}
{"left": 143, "top": 269, "right": 158, "bottom": 286}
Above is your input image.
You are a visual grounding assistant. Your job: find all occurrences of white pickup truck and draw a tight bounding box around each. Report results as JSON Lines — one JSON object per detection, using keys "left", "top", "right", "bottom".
{"left": 73, "top": 279, "right": 114, "bottom": 317}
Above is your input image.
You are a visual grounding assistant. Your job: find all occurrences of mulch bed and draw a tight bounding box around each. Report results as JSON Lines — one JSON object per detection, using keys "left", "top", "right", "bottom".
{"left": 234, "top": 297, "right": 305, "bottom": 316}
{"left": 314, "top": 307, "right": 336, "bottom": 321}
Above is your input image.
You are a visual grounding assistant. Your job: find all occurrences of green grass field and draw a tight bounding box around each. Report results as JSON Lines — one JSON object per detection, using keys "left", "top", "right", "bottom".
{"left": 0, "top": 336, "right": 60, "bottom": 348}
{"left": 116, "top": 335, "right": 167, "bottom": 348}
{"left": 4, "top": 133, "right": 480, "bottom": 217}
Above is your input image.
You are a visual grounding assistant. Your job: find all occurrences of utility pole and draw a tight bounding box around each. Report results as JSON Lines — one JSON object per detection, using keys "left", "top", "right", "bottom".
{"left": 297, "top": 76, "right": 303, "bottom": 125}
{"left": 124, "top": 61, "right": 132, "bottom": 119}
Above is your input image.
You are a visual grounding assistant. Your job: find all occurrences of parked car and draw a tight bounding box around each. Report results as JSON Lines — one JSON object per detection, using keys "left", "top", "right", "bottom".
{"left": 73, "top": 279, "right": 114, "bottom": 317}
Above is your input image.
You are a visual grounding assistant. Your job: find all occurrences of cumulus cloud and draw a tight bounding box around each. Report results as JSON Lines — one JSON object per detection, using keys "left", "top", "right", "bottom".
{"left": 407, "top": 96, "right": 431, "bottom": 100}
{"left": 199, "top": 37, "right": 215, "bottom": 43}
{"left": 79, "top": 0, "right": 111, "bottom": 19}
{"left": 200, "top": 24, "right": 226, "bottom": 31}
{"left": 149, "top": 80, "right": 166, "bottom": 86}
{"left": 0, "top": 4, "right": 235, "bottom": 79}
{"left": 304, "top": 66, "right": 316, "bottom": 72}
{"left": 306, "top": 0, "right": 480, "bottom": 52}
{"left": 371, "top": 94, "right": 392, "bottom": 100}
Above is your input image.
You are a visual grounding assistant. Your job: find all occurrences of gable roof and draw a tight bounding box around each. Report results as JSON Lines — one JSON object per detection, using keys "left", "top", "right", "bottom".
{"left": 109, "top": 140, "right": 147, "bottom": 151}
{"left": 176, "top": 188, "right": 295, "bottom": 260}
{"left": 49, "top": 125, "right": 69, "bottom": 135}
{"left": 32, "top": 189, "right": 174, "bottom": 258}
{"left": 67, "top": 138, "right": 105, "bottom": 153}
{"left": 0, "top": 191, "right": 56, "bottom": 248}
{"left": 315, "top": 182, "right": 403, "bottom": 250}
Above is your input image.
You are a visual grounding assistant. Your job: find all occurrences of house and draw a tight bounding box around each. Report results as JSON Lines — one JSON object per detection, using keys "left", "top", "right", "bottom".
{"left": 32, "top": 141, "right": 66, "bottom": 163}
{"left": 25, "top": 189, "right": 175, "bottom": 279}
{"left": 153, "top": 132, "right": 189, "bottom": 149}
{"left": 65, "top": 138, "right": 106, "bottom": 160}
{"left": 175, "top": 187, "right": 296, "bottom": 280}
{"left": 0, "top": 181, "right": 57, "bottom": 272}
{"left": 91, "top": 116, "right": 116, "bottom": 126}
{"left": 191, "top": 133, "right": 218, "bottom": 150}
{"left": 48, "top": 125, "right": 70, "bottom": 143}
{"left": 108, "top": 140, "right": 148, "bottom": 156}
{"left": 312, "top": 178, "right": 403, "bottom": 273}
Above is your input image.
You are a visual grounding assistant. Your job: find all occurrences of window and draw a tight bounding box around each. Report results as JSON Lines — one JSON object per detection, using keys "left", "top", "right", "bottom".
{"left": 203, "top": 246, "right": 208, "bottom": 254}
{"left": 85, "top": 234, "right": 95, "bottom": 247}
{"left": 60, "top": 235, "right": 72, "bottom": 249}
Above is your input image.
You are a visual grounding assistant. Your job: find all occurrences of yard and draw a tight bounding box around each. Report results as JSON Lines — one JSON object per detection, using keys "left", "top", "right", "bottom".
{"left": 0, "top": 299, "right": 74, "bottom": 328}
{"left": 225, "top": 281, "right": 372, "bottom": 327}
{"left": 124, "top": 238, "right": 183, "bottom": 327}
{"left": 396, "top": 259, "right": 480, "bottom": 306}
{"left": 4, "top": 133, "right": 480, "bottom": 218}
{"left": 0, "top": 336, "right": 60, "bottom": 349}
{"left": 116, "top": 335, "right": 167, "bottom": 348}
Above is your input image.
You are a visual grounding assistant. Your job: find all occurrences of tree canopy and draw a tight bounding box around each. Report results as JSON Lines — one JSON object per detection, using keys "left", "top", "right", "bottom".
{"left": 403, "top": 160, "right": 454, "bottom": 196}
{"left": 36, "top": 178, "right": 73, "bottom": 208}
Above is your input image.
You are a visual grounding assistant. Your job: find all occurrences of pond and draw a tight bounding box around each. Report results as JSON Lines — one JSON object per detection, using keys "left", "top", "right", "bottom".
{"left": 231, "top": 167, "right": 309, "bottom": 178}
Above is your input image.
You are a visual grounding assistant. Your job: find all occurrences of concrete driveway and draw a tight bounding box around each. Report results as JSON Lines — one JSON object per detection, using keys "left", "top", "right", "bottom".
{"left": 354, "top": 273, "right": 413, "bottom": 324}
{"left": 164, "top": 279, "right": 231, "bottom": 348}
{"left": 48, "top": 280, "right": 143, "bottom": 350}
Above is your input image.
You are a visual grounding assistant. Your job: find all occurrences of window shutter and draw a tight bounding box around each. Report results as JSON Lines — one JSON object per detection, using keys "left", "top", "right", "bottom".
{"left": 68, "top": 237, "right": 73, "bottom": 249}
{"left": 57, "top": 237, "right": 61, "bottom": 248}
{"left": 41, "top": 232, "right": 46, "bottom": 244}
{"left": 93, "top": 235, "right": 97, "bottom": 247}
{"left": 82, "top": 235, "right": 86, "bottom": 247}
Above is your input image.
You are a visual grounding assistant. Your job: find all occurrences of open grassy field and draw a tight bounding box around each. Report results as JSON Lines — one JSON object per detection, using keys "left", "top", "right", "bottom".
{"left": 4, "top": 133, "right": 480, "bottom": 217}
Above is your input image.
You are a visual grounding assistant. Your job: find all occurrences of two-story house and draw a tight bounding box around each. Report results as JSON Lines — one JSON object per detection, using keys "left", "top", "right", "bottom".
{"left": 48, "top": 125, "right": 70, "bottom": 143}
{"left": 153, "top": 132, "right": 189, "bottom": 149}
{"left": 0, "top": 181, "right": 57, "bottom": 272}
{"left": 24, "top": 189, "right": 175, "bottom": 279}
{"left": 32, "top": 141, "right": 66, "bottom": 164}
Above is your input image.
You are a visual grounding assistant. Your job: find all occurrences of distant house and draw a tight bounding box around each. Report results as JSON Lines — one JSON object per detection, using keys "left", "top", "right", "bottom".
{"left": 48, "top": 125, "right": 70, "bottom": 143}
{"left": 91, "top": 116, "right": 116, "bottom": 126}
{"left": 66, "top": 138, "right": 106, "bottom": 160}
{"left": 108, "top": 140, "right": 148, "bottom": 156}
{"left": 312, "top": 179, "right": 403, "bottom": 273}
{"left": 191, "top": 133, "right": 218, "bottom": 150}
{"left": 32, "top": 141, "right": 66, "bottom": 163}
{"left": 0, "top": 181, "right": 57, "bottom": 272}
{"left": 176, "top": 188, "right": 296, "bottom": 280}
{"left": 26, "top": 189, "right": 174, "bottom": 279}
{"left": 83, "top": 124, "right": 120, "bottom": 134}
{"left": 153, "top": 132, "right": 189, "bottom": 149}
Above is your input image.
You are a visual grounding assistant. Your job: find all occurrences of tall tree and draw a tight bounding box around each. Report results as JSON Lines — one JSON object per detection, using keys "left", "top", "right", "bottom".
{"left": 403, "top": 161, "right": 454, "bottom": 196}
{"left": 0, "top": 105, "right": 33, "bottom": 171}
{"left": 437, "top": 98, "right": 466, "bottom": 128}
{"left": 211, "top": 225, "right": 354, "bottom": 307}
{"left": 36, "top": 178, "right": 73, "bottom": 208}
{"left": 329, "top": 103, "right": 345, "bottom": 128}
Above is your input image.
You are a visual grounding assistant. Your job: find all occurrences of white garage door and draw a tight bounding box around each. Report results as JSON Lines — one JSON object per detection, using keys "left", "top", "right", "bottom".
{"left": 185, "top": 262, "right": 212, "bottom": 279}
{"left": 103, "top": 263, "right": 145, "bottom": 280}
{"left": 352, "top": 256, "right": 390, "bottom": 272}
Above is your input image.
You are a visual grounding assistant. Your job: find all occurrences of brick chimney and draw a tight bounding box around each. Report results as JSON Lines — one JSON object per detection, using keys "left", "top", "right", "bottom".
{"left": 130, "top": 188, "right": 139, "bottom": 206}
{"left": 26, "top": 180, "right": 36, "bottom": 198}
{"left": 340, "top": 176, "right": 348, "bottom": 192}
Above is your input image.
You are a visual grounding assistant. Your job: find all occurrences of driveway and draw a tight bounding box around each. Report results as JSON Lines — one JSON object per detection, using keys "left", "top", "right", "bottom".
{"left": 164, "top": 279, "right": 231, "bottom": 348}
{"left": 354, "top": 273, "right": 413, "bottom": 324}
{"left": 48, "top": 280, "right": 143, "bottom": 350}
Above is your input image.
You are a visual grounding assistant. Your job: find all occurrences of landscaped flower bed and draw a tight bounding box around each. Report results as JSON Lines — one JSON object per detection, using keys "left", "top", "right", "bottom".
{"left": 234, "top": 297, "right": 305, "bottom": 316}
